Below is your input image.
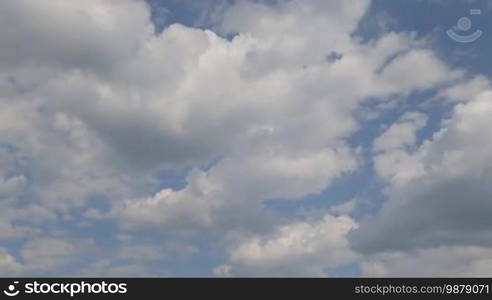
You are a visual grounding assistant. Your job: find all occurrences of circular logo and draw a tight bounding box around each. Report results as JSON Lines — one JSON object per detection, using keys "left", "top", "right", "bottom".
{"left": 457, "top": 17, "right": 472, "bottom": 31}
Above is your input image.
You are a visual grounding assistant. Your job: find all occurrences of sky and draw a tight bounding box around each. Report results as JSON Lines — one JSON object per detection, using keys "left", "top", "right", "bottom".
{"left": 0, "top": 0, "right": 492, "bottom": 277}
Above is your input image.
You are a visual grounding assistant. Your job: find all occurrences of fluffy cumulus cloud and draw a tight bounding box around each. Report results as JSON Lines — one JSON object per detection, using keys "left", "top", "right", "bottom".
{"left": 103, "top": 0, "right": 460, "bottom": 239}
{"left": 215, "top": 215, "right": 358, "bottom": 276}
{"left": 0, "top": 0, "right": 490, "bottom": 276}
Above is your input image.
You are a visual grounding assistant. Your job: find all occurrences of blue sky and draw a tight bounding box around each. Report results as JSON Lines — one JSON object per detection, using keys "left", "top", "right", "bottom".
{"left": 1, "top": 0, "right": 492, "bottom": 277}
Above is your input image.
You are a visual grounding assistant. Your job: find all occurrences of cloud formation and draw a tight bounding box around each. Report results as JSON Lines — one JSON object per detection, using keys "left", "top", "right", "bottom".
{"left": 0, "top": 0, "right": 490, "bottom": 276}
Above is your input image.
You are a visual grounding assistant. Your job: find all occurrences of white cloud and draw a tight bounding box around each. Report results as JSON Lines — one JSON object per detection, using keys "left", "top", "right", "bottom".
{"left": 81, "top": 259, "right": 158, "bottom": 277}
{"left": 20, "top": 237, "right": 94, "bottom": 273}
{"left": 373, "top": 112, "right": 428, "bottom": 185}
{"left": 329, "top": 198, "right": 358, "bottom": 216}
{"left": 374, "top": 112, "right": 428, "bottom": 153}
{"left": 0, "top": 248, "right": 22, "bottom": 275}
{"left": 0, "top": 175, "right": 27, "bottom": 198}
{"left": 0, "top": 237, "right": 94, "bottom": 276}
{"left": 215, "top": 215, "right": 358, "bottom": 276}
{"left": 0, "top": 0, "right": 152, "bottom": 73}
{"left": 378, "top": 50, "right": 463, "bottom": 93}
{"left": 436, "top": 75, "right": 491, "bottom": 103}
{"left": 363, "top": 246, "right": 492, "bottom": 277}
{"left": 352, "top": 81, "right": 492, "bottom": 255}
{"left": 116, "top": 242, "right": 198, "bottom": 262}
{"left": 110, "top": 146, "right": 358, "bottom": 232}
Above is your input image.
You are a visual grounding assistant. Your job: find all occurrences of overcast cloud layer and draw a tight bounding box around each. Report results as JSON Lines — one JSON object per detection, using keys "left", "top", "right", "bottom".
{"left": 0, "top": 0, "right": 491, "bottom": 276}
